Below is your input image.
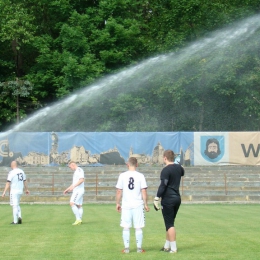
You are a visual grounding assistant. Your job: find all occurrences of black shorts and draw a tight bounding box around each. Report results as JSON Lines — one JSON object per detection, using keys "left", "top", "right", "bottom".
{"left": 161, "top": 196, "right": 181, "bottom": 231}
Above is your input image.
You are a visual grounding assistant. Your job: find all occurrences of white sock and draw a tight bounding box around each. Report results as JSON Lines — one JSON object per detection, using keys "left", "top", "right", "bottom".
{"left": 71, "top": 205, "right": 80, "bottom": 220}
{"left": 13, "top": 205, "right": 18, "bottom": 223}
{"left": 78, "top": 207, "right": 83, "bottom": 219}
{"left": 164, "top": 240, "right": 170, "bottom": 249}
{"left": 170, "top": 241, "right": 177, "bottom": 252}
{"left": 18, "top": 206, "right": 22, "bottom": 218}
{"left": 135, "top": 229, "right": 143, "bottom": 249}
{"left": 123, "top": 229, "right": 130, "bottom": 248}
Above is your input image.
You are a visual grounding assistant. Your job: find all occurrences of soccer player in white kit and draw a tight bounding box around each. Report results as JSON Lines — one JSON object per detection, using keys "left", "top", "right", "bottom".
{"left": 2, "top": 161, "right": 30, "bottom": 224}
{"left": 116, "top": 157, "right": 149, "bottom": 253}
{"left": 63, "top": 161, "right": 85, "bottom": 225}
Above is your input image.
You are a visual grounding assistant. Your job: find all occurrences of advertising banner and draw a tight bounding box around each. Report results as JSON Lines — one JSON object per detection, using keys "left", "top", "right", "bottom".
{"left": 0, "top": 131, "right": 259, "bottom": 166}
{"left": 229, "top": 132, "right": 260, "bottom": 165}
{"left": 0, "top": 132, "right": 194, "bottom": 166}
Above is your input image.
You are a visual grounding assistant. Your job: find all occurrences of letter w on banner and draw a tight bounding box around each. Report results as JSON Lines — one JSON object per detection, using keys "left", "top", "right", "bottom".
{"left": 229, "top": 132, "right": 260, "bottom": 165}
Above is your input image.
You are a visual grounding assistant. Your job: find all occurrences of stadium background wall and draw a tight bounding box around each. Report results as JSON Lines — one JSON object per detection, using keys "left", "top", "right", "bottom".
{"left": 0, "top": 132, "right": 260, "bottom": 166}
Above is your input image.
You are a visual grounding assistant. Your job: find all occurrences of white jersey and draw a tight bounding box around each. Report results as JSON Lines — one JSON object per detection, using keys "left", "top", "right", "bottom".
{"left": 116, "top": 170, "right": 148, "bottom": 209}
{"left": 72, "top": 166, "right": 85, "bottom": 193}
{"left": 7, "top": 168, "right": 26, "bottom": 194}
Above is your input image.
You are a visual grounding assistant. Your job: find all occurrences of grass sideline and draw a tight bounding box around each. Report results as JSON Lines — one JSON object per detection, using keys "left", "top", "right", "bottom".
{"left": 0, "top": 204, "right": 259, "bottom": 260}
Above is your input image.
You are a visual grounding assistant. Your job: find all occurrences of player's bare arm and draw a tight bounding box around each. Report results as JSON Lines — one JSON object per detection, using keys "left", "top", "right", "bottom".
{"left": 116, "top": 189, "right": 122, "bottom": 212}
{"left": 63, "top": 186, "right": 71, "bottom": 194}
{"left": 24, "top": 180, "right": 30, "bottom": 195}
{"left": 63, "top": 178, "right": 84, "bottom": 195}
{"left": 141, "top": 188, "right": 150, "bottom": 212}
{"left": 2, "top": 182, "right": 10, "bottom": 197}
{"left": 72, "top": 178, "right": 84, "bottom": 189}
{"left": 63, "top": 185, "right": 74, "bottom": 194}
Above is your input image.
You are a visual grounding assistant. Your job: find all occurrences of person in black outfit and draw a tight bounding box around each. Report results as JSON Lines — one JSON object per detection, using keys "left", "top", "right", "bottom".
{"left": 153, "top": 149, "right": 184, "bottom": 253}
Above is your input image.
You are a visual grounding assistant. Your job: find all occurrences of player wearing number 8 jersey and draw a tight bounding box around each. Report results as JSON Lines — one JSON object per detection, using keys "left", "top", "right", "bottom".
{"left": 116, "top": 157, "right": 149, "bottom": 253}
{"left": 2, "top": 161, "right": 29, "bottom": 224}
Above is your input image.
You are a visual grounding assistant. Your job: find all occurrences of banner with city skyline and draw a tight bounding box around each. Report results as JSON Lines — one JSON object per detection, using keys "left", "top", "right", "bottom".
{"left": 0, "top": 132, "right": 259, "bottom": 166}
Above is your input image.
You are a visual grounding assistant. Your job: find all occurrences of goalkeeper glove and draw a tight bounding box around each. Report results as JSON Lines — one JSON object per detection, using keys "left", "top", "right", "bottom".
{"left": 153, "top": 197, "right": 161, "bottom": 211}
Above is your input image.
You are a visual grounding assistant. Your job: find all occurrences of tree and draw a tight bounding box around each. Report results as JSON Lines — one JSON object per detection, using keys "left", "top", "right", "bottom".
{"left": 0, "top": 0, "right": 36, "bottom": 77}
{"left": 0, "top": 79, "right": 33, "bottom": 124}
{"left": 0, "top": 0, "right": 260, "bottom": 131}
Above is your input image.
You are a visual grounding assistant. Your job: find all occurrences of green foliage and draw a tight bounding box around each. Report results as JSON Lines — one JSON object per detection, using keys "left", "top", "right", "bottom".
{"left": 0, "top": 1, "right": 36, "bottom": 44}
{"left": 0, "top": 79, "right": 34, "bottom": 127}
{"left": 1, "top": 80, "right": 33, "bottom": 97}
{"left": 0, "top": 0, "right": 260, "bottom": 131}
{"left": 107, "top": 94, "right": 161, "bottom": 131}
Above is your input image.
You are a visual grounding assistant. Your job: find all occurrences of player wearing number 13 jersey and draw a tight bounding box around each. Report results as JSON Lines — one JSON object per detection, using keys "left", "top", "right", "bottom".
{"left": 2, "top": 161, "right": 29, "bottom": 224}
{"left": 116, "top": 157, "right": 149, "bottom": 254}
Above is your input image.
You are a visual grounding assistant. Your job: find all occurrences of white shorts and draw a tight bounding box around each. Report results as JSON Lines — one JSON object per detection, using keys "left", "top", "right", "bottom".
{"left": 120, "top": 204, "right": 145, "bottom": 228}
{"left": 10, "top": 193, "right": 22, "bottom": 206}
{"left": 70, "top": 190, "right": 84, "bottom": 205}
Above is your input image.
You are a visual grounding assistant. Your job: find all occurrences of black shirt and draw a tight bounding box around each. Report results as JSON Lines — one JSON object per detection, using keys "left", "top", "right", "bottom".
{"left": 156, "top": 163, "right": 184, "bottom": 200}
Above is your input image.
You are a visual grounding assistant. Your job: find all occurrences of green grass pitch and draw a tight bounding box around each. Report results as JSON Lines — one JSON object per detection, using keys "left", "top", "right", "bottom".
{"left": 0, "top": 203, "right": 259, "bottom": 260}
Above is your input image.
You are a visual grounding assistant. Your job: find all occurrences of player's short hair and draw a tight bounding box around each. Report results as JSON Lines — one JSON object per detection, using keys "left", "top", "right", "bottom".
{"left": 163, "top": 150, "right": 175, "bottom": 162}
{"left": 68, "top": 160, "right": 76, "bottom": 165}
{"left": 128, "top": 157, "right": 138, "bottom": 166}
